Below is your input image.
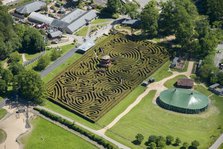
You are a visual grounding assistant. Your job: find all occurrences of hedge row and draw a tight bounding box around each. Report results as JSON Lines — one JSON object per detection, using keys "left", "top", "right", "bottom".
{"left": 34, "top": 107, "right": 118, "bottom": 149}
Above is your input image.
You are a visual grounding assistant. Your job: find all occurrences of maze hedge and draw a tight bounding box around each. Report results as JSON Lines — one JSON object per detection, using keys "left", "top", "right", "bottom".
{"left": 46, "top": 34, "right": 169, "bottom": 122}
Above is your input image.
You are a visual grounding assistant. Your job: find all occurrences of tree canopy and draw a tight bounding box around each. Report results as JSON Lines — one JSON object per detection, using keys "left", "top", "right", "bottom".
{"left": 14, "top": 70, "right": 45, "bottom": 101}
{"left": 140, "top": 0, "right": 159, "bottom": 37}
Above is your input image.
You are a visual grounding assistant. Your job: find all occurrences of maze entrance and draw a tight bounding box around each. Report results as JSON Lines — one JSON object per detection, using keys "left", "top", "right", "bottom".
{"left": 46, "top": 34, "right": 169, "bottom": 122}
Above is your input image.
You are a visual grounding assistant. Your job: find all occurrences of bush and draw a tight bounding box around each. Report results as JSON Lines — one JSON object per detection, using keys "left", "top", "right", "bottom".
{"left": 35, "top": 55, "right": 50, "bottom": 71}
{"left": 112, "top": 13, "right": 119, "bottom": 19}
{"left": 51, "top": 49, "right": 61, "bottom": 61}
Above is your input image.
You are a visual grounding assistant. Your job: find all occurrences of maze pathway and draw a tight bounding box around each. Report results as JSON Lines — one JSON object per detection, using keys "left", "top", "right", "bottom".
{"left": 46, "top": 34, "right": 169, "bottom": 122}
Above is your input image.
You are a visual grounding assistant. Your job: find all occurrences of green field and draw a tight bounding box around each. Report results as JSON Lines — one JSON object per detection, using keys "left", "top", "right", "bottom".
{"left": 75, "top": 26, "right": 89, "bottom": 37}
{"left": 0, "top": 109, "right": 7, "bottom": 120}
{"left": 21, "top": 117, "right": 98, "bottom": 149}
{"left": 0, "top": 129, "right": 6, "bottom": 144}
{"left": 106, "top": 89, "right": 223, "bottom": 149}
{"left": 164, "top": 75, "right": 187, "bottom": 88}
{"left": 91, "top": 19, "right": 110, "bottom": 24}
{"left": 150, "top": 60, "right": 172, "bottom": 81}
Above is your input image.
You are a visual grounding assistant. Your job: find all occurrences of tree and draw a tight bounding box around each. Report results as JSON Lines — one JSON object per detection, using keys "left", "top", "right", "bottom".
{"left": 135, "top": 133, "right": 144, "bottom": 145}
{"left": 174, "top": 137, "right": 181, "bottom": 146}
{"left": 205, "top": 0, "right": 223, "bottom": 22}
{"left": 140, "top": 0, "right": 159, "bottom": 37}
{"left": 51, "top": 48, "right": 62, "bottom": 61}
{"left": 0, "top": 69, "right": 13, "bottom": 85}
{"left": 124, "top": 2, "right": 139, "bottom": 19}
{"left": 191, "top": 140, "right": 200, "bottom": 149}
{"left": 9, "top": 62, "right": 25, "bottom": 75}
{"left": 156, "top": 136, "right": 166, "bottom": 148}
{"left": 147, "top": 142, "right": 156, "bottom": 149}
{"left": 0, "top": 79, "right": 7, "bottom": 94}
{"left": 14, "top": 70, "right": 45, "bottom": 102}
{"left": 35, "top": 55, "right": 50, "bottom": 71}
{"left": 182, "top": 142, "right": 189, "bottom": 149}
{"left": 22, "top": 27, "right": 45, "bottom": 54}
{"left": 9, "top": 51, "right": 20, "bottom": 63}
{"left": 166, "top": 135, "right": 174, "bottom": 145}
{"left": 106, "top": 0, "right": 122, "bottom": 14}
{"left": 148, "top": 135, "right": 157, "bottom": 143}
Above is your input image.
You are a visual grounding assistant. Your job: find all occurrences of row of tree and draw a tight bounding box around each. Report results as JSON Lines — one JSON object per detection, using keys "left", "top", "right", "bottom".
{"left": 134, "top": 134, "right": 200, "bottom": 149}
{"left": 105, "top": 0, "right": 222, "bottom": 59}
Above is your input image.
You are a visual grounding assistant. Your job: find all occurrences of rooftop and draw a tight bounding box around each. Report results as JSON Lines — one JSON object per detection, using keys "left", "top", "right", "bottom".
{"left": 159, "top": 88, "right": 209, "bottom": 110}
{"left": 15, "top": 1, "right": 46, "bottom": 14}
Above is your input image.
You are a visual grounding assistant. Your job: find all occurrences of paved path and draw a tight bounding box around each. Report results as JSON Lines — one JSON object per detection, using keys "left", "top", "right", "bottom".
{"left": 21, "top": 54, "right": 27, "bottom": 63}
{"left": 97, "top": 61, "right": 194, "bottom": 134}
{"left": 36, "top": 106, "right": 130, "bottom": 149}
{"left": 209, "top": 134, "right": 223, "bottom": 149}
{"left": 40, "top": 48, "right": 78, "bottom": 77}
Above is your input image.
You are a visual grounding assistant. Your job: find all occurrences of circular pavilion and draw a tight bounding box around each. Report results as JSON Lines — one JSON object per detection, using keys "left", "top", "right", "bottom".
{"left": 99, "top": 55, "right": 111, "bottom": 67}
{"left": 157, "top": 88, "right": 209, "bottom": 114}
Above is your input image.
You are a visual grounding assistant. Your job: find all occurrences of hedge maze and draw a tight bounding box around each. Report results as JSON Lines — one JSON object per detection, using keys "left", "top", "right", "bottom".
{"left": 46, "top": 34, "right": 169, "bottom": 122}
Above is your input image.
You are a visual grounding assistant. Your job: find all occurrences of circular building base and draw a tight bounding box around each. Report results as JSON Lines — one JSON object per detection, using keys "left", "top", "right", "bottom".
{"left": 157, "top": 88, "right": 209, "bottom": 114}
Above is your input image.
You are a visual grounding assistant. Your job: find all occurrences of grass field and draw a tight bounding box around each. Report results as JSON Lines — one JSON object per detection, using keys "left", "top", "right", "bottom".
{"left": 0, "top": 129, "right": 6, "bottom": 144}
{"left": 106, "top": 90, "right": 223, "bottom": 149}
{"left": 21, "top": 117, "right": 98, "bottom": 149}
{"left": 0, "top": 109, "right": 7, "bottom": 120}
{"left": 44, "top": 85, "right": 145, "bottom": 130}
{"left": 75, "top": 26, "right": 89, "bottom": 37}
{"left": 164, "top": 75, "right": 187, "bottom": 88}
{"left": 194, "top": 85, "right": 212, "bottom": 96}
{"left": 150, "top": 60, "right": 172, "bottom": 81}
{"left": 91, "top": 19, "right": 110, "bottom": 24}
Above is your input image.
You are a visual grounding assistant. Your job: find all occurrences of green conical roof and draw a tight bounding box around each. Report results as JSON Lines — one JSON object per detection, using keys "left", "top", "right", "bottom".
{"left": 159, "top": 88, "right": 209, "bottom": 110}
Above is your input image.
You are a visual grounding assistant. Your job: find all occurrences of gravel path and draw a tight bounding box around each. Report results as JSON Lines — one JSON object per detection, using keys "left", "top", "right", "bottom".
{"left": 97, "top": 61, "right": 194, "bottom": 134}
{"left": 209, "top": 134, "right": 223, "bottom": 149}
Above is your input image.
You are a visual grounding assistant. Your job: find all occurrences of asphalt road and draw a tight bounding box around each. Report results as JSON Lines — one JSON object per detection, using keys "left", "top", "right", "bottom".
{"left": 40, "top": 48, "right": 78, "bottom": 78}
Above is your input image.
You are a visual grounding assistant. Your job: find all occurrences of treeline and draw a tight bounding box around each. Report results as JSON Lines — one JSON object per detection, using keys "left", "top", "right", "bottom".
{"left": 134, "top": 133, "right": 200, "bottom": 149}
{"left": 105, "top": 0, "right": 223, "bottom": 59}
{"left": 34, "top": 107, "right": 118, "bottom": 149}
{"left": 0, "top": 5, "right": 45, "bottom": 60}
{"left": 0, "top": 62, "right": 45, "bottom": 104}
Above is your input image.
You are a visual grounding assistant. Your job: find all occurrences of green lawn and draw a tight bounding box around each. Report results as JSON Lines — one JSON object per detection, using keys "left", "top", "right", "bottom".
{"left": 43, "top": 85, "right": 145, "bottom": 130}
{"left": 75, "top": 26, "right": 89, "bottom": 37}
{"left": 25, "top": 53, "right": 40, "bottom": 61}
{"left": 106, "top": 90, "right": 223, "bottom": 149}
{"left": 150, "top": 61, "right": 172, "bottom": 81}
{"left": 194, "top": 85, "right": 212, "bottom": 96}
{"left": 21, "top": 117, "right": 98, "bottom": 149}
{"left": 0, "top": 109, "right": 7, "bottom": 120}
{"left": 219, "top": 143, "right": 223, "bottom": 149}
{"left": 0, "top": 129, "right": 6, "bottom": 144}
{"left": 164, "top": 75, "right": 187, "bottom": 88}
{"left": 91, "top": 19, "right": 110, "bottom": 24}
